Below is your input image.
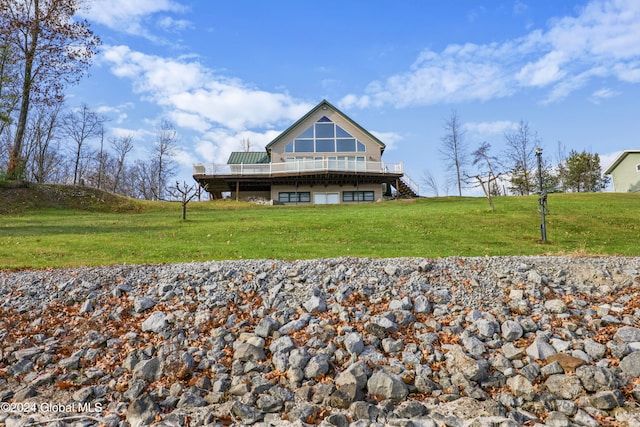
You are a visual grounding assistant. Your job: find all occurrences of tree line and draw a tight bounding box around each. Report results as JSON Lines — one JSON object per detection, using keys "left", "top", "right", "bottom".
{"left": 0, "top": 0, "right": 180, "bottom": 200}
{"left": 431, "top": 111, "right": 610, "bottom": 199}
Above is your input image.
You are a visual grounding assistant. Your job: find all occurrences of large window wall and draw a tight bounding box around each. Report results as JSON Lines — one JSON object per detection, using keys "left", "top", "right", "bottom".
{"left": 284, "top": 116, "right": 366, "bottom": 154}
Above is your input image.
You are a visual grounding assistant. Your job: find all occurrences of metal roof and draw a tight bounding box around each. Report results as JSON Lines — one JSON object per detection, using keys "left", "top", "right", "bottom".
{"left": 227, "top": 152, "right": 270, "bottom": 164}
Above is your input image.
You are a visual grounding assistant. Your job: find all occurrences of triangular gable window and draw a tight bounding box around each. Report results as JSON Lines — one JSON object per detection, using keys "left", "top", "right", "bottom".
{"left": 298, "top": 125, "right": 314, "bottom": 138}
{"left": 288, "top": 116, "right": 366, "bottom": 153}
{"left": 336, "top": 125, "right": 351, "bottom": 138}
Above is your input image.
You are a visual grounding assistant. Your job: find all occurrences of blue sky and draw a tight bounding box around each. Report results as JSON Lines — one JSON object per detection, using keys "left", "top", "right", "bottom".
{"left": 71, "top": 0, "right": 640, "bottom": 195}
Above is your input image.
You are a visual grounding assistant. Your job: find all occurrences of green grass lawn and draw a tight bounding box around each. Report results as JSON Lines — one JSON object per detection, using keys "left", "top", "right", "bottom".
{"left": 1, "top": 192, "right": 638, "bottom": 269}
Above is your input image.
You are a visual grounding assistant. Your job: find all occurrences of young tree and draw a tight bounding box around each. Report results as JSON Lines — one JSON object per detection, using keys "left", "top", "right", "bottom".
{"left": 558, "top": 150, "right": 609, "bottom": 192}
{"left": 504, "top": 121, "right": 538, "bottom": 195}
{"left": 1, "top": 0, "right": 100, "bottom": 179}
{"left": 470, "top": 141, "right": 501, "bottom": 211}
{"left": 153, "top": 119, "right": 178, "bottom": 200}
{"left": 168, "top": 180, "right": 198, "bottom": 220}
{"left": 61, "top": 103, "right": 104, "bottom": 185}
{"left": 439, "top": 110, "right": 468, "bottom": 197}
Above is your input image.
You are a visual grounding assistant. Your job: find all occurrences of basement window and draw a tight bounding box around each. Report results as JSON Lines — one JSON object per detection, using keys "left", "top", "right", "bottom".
{"left": 278, "top": 192, "right": 310, "bottom": 203}
{"left": 343, "top": 191, "right": 375, "bottom": 202}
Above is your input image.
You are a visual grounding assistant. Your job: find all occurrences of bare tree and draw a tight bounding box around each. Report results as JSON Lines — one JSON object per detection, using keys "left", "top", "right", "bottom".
{"left": 0, "top": 45, "right": 19, "bottom": 138}
{"left": 2, "top": 0, "right": 100, "bottom": 179}
{"left": 110, "top": 134, "right": 133, "bottom": 194}
{"left": 126, "top": 159, "right": 156, "bottom": 200}
{"left": 153, "top": 119, "right": 178, "bottom": 200}
{"left": 421, "top": 171, "right": 440, "bottom": 197}
{"left": 168, "top": 180, "right": 198, "bottom": 220}
{"left": 94, "top": 122, "right": 107, "bottom": 189}
{"left": 61, "top": 103, "right": 104, "bottom": 185}
{"left": 23, "top": 102, "right": 63, "bottom": 183}
{"left": 439, "top": 110, "right": 468, "bottom": 197}
{"left": 504, "top": 121, "right": 538, "bottom": 195}
{"left": 470, "top": 141, "right": 501, "bottom": 211}
{"left": 240, "top": 136, "right": 252, "bottom": 152}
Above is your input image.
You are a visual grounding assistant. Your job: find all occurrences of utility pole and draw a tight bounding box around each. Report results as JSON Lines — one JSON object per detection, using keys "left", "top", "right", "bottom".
{"left": 535, "top": 147, "right": 547, "bottom": 242}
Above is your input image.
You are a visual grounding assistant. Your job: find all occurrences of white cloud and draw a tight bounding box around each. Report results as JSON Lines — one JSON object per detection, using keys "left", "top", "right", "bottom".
{"left": 341, "top": 0, "right": 640, "bottom": 108}
{"left": 78, "top": 0, "right": 189, "bottom": 40}
{"left": 157, "top": 16, "right": 193, "bottom": 32}
{"left": 464, "top": 121, "right": 519, "bottom": 137}
{"left": 601, "top": 150, "right": 623, "bottom": 174}
{"left": 370, "top": 131, "right": 403, "bottom": 151}
{"left": 101, "top": 45, "right": 314, "bottom": 135}
{"left": 589, "top": 87, "right": 620, "bottom": 103}
{"left": 95, "top": 102, "right": 135, "bottom": 124}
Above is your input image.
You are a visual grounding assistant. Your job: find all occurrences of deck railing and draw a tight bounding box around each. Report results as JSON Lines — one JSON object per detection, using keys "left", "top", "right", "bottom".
{"left": 193, "top": 159, "right": 404, "bottom": 176}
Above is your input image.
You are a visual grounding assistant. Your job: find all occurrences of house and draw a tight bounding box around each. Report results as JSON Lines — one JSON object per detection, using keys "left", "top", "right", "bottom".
{"left": 604, "top": 150, "right": 640, "bottom": 193}
{"left": 193, "top": 100, "right": 419, "bottom": 204}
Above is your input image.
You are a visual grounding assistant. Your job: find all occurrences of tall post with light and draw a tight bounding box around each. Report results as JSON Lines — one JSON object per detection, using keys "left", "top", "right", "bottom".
{"left": 535, "top": 147, "right": 547, "bottom": 243}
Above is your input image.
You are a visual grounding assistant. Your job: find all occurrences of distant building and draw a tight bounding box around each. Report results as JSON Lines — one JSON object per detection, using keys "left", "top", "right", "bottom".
{"left": 193, "top": 100, "right": 419, "bottom": 204}
{"left": 604, "top": 150, "right": 640, "bottom": 193}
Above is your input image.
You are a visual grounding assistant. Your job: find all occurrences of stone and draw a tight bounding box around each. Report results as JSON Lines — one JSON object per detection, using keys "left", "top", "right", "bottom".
{"left": 141, "top": 311, "right": 168, "bottom": 333}
{"left": 303, "top": 295, "right": 326, "bottom": 313}
{"left": 367, "top": 370, "right": 408, "bottom": 402}
{"left": 395, "top": 401, "right": 428, "bottom": 418}
{"left": 545, "top": 353, "right": 585, "bottom": 373}
{"left": 583, "top": 338, "right": 606, "bottom": 359}
{"left": 343, "top": 332, "right": 365, "bottom": 355}
{"left": 234, "top": 343, "right": 266, "bottom": 362}
{"left": 269, "top": 336, "right": 295, "bottom": 354}
{"left": 255, "top": 317, "right": 279, "bottom": 338}
{"left": 544, "top": 411, "right": 570, "bottom": 427}
{"left": 614, "top": 326, "right": 640, "bottom": 343}
{"left": 413, "top": 295, "right": 432, "bottom": 314}
{"left": 126, "top": 394, "right": 161, "bottom": 427}
{"left": 540, "top": 361, "right": 564, "bottom": 377}
{"left": 445, "top": 345, "right": 487, "bottom": 381}
{"left": 572, "top": 410, "right": 600, "bottom": 427}
{"left": 256, "top": 394, "right": 284, "bottom": 412}
{"left": 133, "top": 357, "right": 162, "bottom": 381}
{"left": 476, "top": 318, "right": 496, "bottom": 338}
{"left": 579, "top": 390, "right": 623, "bottom": 410}
{"left": 133, "top": 296, "right": 156, "bottom": 313}
{"left": 79, "top": 299, "right": 93, "bottom": 313}
{"left": 462, "top": 334, "right": 486, "bottom": 356}
{"left": 619, "top": 351, "right": 640, "bottom": 377}
{"left": 305, "top": 354, "right": 330, "bottom": 379}
{"left": 501, "top": 320, "right": 523, "bottom": 342}
{"left": 525, "top": 338, "right": 557, "bottom": 361}
{"left": 176, "top": 391, "right": 207, "bottom": 409}
{"left": 544, "top": 299, "right": 567, "bottom": 314}
{"left": 231, "top": 401, "right": 264, "bottom": 424}
{"left": 544, "top": 374, "right": 584, "bottom": 399}
{"left": 324, "top": 413, "right": 349, "bottom": 427}
{"left": 506, "top": 375, "right": 534, "bottom": 401}
{"left": 365, "top": 316, "right": 398, "bottom": 338}
{"left": 575, "top": 365, "right": 620, "bottom": 391}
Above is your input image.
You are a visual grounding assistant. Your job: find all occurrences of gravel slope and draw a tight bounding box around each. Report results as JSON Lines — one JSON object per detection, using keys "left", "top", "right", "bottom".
{"left": 1, "top": 256, "right": 639, "bottom": 426}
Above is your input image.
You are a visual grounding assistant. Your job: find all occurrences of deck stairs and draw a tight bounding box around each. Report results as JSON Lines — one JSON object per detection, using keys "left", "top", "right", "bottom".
{"left": 396, "top": 174, "right": 420, "bottom": 198}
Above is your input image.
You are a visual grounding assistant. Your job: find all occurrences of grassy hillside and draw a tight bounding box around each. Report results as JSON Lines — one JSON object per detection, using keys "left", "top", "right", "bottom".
{"left": 0, "top": 182, "right": 147, "bottom": 214}
{"left": 1, "top": 184, "right": 638, "bottom": 269}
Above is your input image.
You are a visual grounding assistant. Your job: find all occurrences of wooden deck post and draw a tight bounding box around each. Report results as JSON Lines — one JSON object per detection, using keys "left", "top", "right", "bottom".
{"left": 235, "top": 181, "right": 239, "bottom": 201}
